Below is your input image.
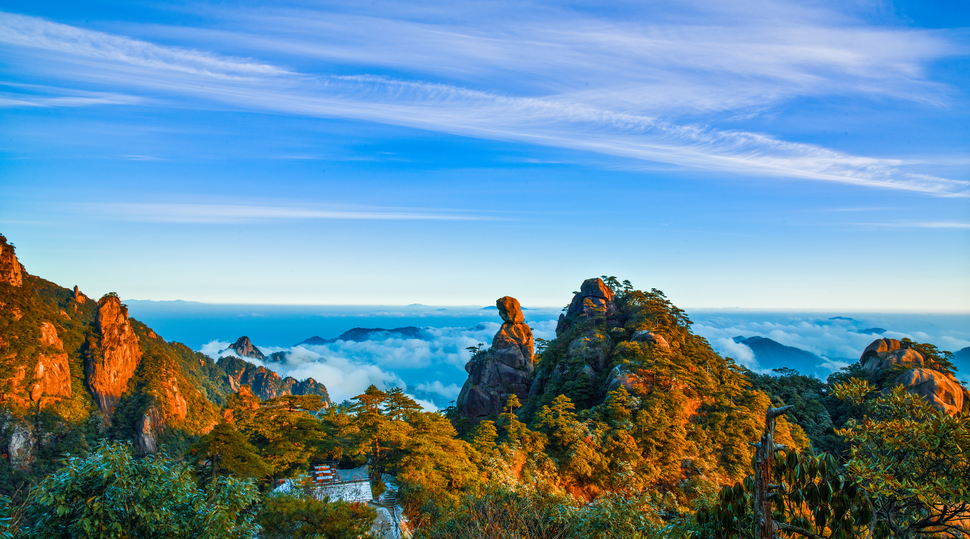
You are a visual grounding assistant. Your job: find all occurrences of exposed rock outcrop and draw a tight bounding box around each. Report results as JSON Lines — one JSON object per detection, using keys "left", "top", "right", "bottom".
{"left": 226, "top": 336, "right": 265, "bottom": 360}
{"left": 88, "top": 296, "right": 142, "bottom": 415}
{"left": 631, "top": 330, "right": 670, "bottom": 350}
{"left": 0, "top": 239, "right": 23, "bottom": 287}
{"left": 73, "top": 285, "right": 86, "bottom": 304}
{"left": 135, "top": 406, "right": 166, "bottom": 454}
{"left": 218, "top": 356, "right": 331, "bottom": 403}
{"left": 860, "top": 338, "right": 924, "bottom": 374}
{"left": 457, "top": 296, "right": 535, "bottom": 420}
{"left": 8, "top": 422, "right": 34, "bottom": 471}
{"left": 894, "top": 368, "right": 964, "bottom": 416}
{"left": 555, "top": 278, "right": 618, "bottom": 336}
{"left": 32, "top": 322, "right": 72, "bottom": 403}
{"left": 860, "top": 338, "right": 967, "bottom": 416}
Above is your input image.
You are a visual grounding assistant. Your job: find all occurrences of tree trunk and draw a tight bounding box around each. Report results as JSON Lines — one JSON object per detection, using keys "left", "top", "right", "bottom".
{"left": 753, "top": 405, "right": 793, "bottom": 539}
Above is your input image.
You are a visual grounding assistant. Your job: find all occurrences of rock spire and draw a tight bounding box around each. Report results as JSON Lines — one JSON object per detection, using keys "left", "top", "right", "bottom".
{"left": 87, "top": 295, "right": 142, "bottom": 415}
{"left": 457, "top": 296, "right": 535, "bottom": 420}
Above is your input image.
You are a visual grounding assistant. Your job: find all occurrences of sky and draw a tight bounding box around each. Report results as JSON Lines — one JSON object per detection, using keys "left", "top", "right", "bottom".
{"left": 1, "top": 0, "right": 969, "bottom": 310}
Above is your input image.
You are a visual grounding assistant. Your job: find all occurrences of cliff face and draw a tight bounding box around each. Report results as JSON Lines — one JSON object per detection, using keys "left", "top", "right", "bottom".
{"left": 0, "top": 239, "right": 23, "bottom": 287}
{"left": 218, "top": 355, "right": 331, "bottom": 403}
{"left": 88, "top": 296, "right": 142, "bottom": 415}
{"left": 32, "top": 322, "right": 71, "bottom": 403}
{"left": 457, "top": 296, "right": 535, "bottom": 420}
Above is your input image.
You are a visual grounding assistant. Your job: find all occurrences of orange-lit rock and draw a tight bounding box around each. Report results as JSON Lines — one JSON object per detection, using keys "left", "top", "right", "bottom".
{"left": 0, "top": 241, "right": 22, "bottom": 287}
{"left": 88, "top": 295, "right": 142, "bottom": 415}
{"left": 457, "top": 296, "right": 535, "bottom": 420}
{"left": 895, "top": 368, "right": 964, "bottom": 415}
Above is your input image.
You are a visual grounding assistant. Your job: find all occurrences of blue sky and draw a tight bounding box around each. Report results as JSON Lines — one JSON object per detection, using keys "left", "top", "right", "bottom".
{"left": 1, "top": 0, "right": 968, "bottom": 310}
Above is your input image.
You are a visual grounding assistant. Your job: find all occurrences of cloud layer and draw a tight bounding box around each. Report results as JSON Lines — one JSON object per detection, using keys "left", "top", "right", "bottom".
{"left": 2, "top": 3, "right": 968, "bottom": 194}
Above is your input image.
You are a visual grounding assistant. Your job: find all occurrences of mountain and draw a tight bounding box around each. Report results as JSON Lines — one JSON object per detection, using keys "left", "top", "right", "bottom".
{"left": 295, "top": 326, "right": 425, "bottom": 346}
{"left": 217, "top": 355, "right": 330, "bottom": 401}
{"left": 732, "top": 335, "right": 822, "bottom": 373}
{"left": 224, "top": 336, "right": 264, "bottom": 360}
{"left": 0, "top": 234, "right": 329, "bottom": 473}
{"left": 858, "top": 327, "right": 887, "bottom": 335}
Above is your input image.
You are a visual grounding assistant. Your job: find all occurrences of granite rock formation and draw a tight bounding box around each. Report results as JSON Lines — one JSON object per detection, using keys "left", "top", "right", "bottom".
{"left": 860, "top": 338, "right": 924, "bottom": 374}
{"left": 32, "top": 322, "right": 71, "bottom": 403}
{"left": 0, "top": 239, "right": 23, "bottom": 287}
{"left": 218, "top": 355, "right": 331, "bottom": 403}
{"left": 88, "top": 295, "right": 143, "bottom": 415}
{"left": 894, "top": 368, "right": 964, "bottom": 416}
{"left": 457, "top": 296, "right": 535, "bottom": 420}
{"left": 226, "top": 336, "right": 265, "bottom": 360}
{"left": 860, "top": 338, "right": 967, "bottom": 416}
{"left": 135, "top": 406, "right": 166, "bottom": 454}
{"left": 555, "top": 278, "right": 618, "bottom": 335}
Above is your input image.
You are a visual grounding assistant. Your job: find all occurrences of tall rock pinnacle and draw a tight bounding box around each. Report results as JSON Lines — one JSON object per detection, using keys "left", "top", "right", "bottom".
{"left": 457, "top": 296, "right": 534, "bottom": 421}
{"left": 87, "top": 295, "right": 142, "bottom": 415}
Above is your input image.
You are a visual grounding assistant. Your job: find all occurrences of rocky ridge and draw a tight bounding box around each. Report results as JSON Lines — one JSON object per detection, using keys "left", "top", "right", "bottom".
{"left": 218, "top": 354, "right": 331, "bottom": 403}
{"left": 0, "top": 235, "right": 332, "bottom": 472}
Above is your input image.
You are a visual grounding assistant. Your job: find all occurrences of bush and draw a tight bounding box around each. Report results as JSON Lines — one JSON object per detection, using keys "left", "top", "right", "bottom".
{"left": 21, "top": 442, "right": 259, "bottom": 539}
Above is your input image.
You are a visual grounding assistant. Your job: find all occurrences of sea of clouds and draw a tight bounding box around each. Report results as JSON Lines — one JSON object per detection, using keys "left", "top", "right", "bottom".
{"left": 202, "top": 319, "right": 560, "bottom": 410}
{"left": 690, "top": 312, "right": 970, "bottom": 382}
{"left": 196, "top": 309, "right": 969, "bottom": 411}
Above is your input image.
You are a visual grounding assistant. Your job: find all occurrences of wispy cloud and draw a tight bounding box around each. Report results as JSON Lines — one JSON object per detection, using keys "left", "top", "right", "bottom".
{"left": 849, "top": 221, "right": 970, "bottom": 229}
{"left": 2, "top": 4, "right": 968, "bottom": 194}
{"left": 83, "top": 202, "right": 495, "bottom": 223}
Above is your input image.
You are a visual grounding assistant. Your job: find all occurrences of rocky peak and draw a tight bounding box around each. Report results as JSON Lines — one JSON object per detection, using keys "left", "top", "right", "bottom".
{"left": 88, "top": 295, "right": 142, "bottom": 415}
{"left": 227, "top": 336, "right": 265, "bottom": 360}
{"left": 73, "top": 285, "right": 86, "bottom": 304}
{"left": 556, "top": 278, "right": 618, "bottom": 336}
{"left": 457, "top": 296, "right": 535, "bottom": 421}
{"left": 0, "top": 239, "right": 23, "bottom": 287}
{"left": 492, "top": 296, "right": 534, "bottom": 363}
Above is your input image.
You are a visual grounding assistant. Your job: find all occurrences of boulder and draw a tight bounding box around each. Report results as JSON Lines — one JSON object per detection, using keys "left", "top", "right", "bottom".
{"left": 556, "top": 278, "right": 618, "bottom": 336}
{"left": 496, "top": 296, "right": 525, "bottom": 324}
{"left": 0, "top": 240, "right": 22, "bottom": 287}
{"left": 894, "top": 368, "right": 964, "bottom": 415}
{"left": 860, "top": 338, "right": 924, "bottom": 374}
{"left": 566, "top": 331, "right": 611, "bottom": 372}
{"left": 87, "top": 295, "right": 142, "bottom": 415}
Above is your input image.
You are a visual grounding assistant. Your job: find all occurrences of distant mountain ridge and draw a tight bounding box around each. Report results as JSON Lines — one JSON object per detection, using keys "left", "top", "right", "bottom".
{"left": 296, "top": 326, "right": 425, "bottom": 346}
{"left": 733, "top": 335, "right": 823, "bottom": 373}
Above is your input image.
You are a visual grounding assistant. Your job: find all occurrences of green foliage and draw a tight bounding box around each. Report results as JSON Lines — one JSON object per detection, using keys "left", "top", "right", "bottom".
{"left": 21, "top": 441, "right": 259, "bottom": 539}
{"left": 259, "top": 489, "right": 377, "bottom": 539}
{"left": 834, "top": 382, "right": 970, "bottom": 537}
{"left": 698, "top": 450, "right": 872, "bottom": 539}
{"left": 188, "top": 421, "right": 270, "bottom": 483}
{"left": 234, "top": 394, "right": 328, "bottom": 480}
